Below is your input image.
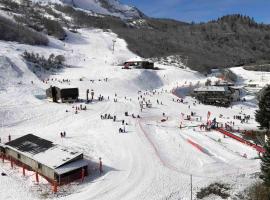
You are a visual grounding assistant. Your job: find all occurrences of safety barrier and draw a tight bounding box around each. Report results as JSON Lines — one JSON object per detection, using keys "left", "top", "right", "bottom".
{"left": 217, "top": 128, "right": 265, "bottom": 153}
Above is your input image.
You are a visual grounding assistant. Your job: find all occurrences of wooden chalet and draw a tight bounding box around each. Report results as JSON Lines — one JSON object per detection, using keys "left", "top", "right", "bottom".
{"left": 4, "top": 134, "right": 88, "bottom": 185}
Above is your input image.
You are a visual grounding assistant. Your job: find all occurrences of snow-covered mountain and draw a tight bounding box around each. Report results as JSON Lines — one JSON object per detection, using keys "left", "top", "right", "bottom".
{"left": 0, "top": 1, "right": 267, "bottom": 199}
{"left": 31, "top": 0, "right": 145, "bottom": 19}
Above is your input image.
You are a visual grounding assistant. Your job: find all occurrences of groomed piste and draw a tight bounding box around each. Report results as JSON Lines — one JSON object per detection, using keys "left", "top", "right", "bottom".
{"left": 0, "top": 27, "right": 268, "bottom": 200}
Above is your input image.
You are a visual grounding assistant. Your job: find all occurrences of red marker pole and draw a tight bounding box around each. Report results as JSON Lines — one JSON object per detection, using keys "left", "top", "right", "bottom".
{"left": 99, "top": 157, "right": 103, "bottom": 174}
{"left": 52, "top": 180, "right": 58, "bottom": 193}
{"left": 23, "top": 165, "right": 25, "bottom": 176}
{"left": 81, "top": 168, "right": 85, "bottom": 182}
{"left": 35, "top": 172, "right": 39, "bottom": 183}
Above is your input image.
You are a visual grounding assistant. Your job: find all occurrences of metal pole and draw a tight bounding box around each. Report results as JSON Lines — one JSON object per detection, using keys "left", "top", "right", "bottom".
{"left": 112, "top": 40, "right": 116, "bottom": 53}
{"left": 190, "top": 174, "right": 193, "bottom": 200}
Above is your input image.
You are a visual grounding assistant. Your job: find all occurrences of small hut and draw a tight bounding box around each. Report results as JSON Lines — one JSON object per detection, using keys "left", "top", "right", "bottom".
{"left": 5, "top": 134, "right": 88, "bottom": 185}
{"left": 46, "top": 86, "right": 79, "bottom": 103}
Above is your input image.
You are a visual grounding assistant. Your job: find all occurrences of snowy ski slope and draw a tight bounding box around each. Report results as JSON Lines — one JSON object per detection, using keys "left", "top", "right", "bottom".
{"left": 0, "top": 28, "right": 263, "bottom": 200}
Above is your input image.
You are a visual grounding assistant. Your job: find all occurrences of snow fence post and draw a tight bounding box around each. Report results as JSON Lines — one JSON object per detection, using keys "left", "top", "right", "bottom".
{"left": 10, "top": 158, "right": 13, "bottom": 168}
{"left": 99, "top": 157, "right": 103, "bottom": 174}
{"left": 81, "top": 168, "right": 85, "bottom": 182}
{"left": 35, "top": 172, "right": 39, "bottom": 183}
{"left": 22, "top": 165, "right": 25, "bottom": 176}
{"left": 52, "top": 180, "right": 57, "bottom": 193}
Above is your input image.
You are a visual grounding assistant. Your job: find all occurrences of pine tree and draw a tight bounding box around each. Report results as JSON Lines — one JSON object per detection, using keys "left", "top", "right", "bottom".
{"left": 256, "top": 85, "right": 270, "bottom": 186}
{"left": 260, "top": 138, "right": 270, "bottom": 186}
{"left": 256, "top": 85, "right": 270, "bottom": 130}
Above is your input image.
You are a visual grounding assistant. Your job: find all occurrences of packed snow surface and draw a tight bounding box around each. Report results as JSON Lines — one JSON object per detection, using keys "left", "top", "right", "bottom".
{"left": 0, "top": 28, "right": 263, "bottom": 200}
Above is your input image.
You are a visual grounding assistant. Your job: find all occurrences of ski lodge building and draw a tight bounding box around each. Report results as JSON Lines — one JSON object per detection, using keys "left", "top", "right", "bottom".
{"left": 4, "top": 134, "right": 88, "bottom": 185}
{"left": 123, "top": 61, "right": 154, "bottom": 69}
{"left": 193, "top": 86, "right": 240, "bottom": 107}
{"left": 46, "top": 86, "right": 79, "bottom": 103}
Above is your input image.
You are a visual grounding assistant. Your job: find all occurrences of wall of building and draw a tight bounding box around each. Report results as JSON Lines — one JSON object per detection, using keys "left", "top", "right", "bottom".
{"left": 5, "top": 148, "right": 55, "bottom": 180}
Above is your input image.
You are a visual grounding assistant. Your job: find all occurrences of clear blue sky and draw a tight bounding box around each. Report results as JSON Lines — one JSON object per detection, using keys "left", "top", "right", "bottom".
{"left": 121, "top": 0, "right": 270, "bottom": 24}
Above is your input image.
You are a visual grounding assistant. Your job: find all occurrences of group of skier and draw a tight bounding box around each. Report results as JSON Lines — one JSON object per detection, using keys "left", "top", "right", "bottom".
{"left": 60, "top": 131, "right": 66, "bottom": 138}
{"left": 233, "top": 114, "right": 251, "bottom": 123}
{"left": 43, "top": 78, "right": 71, "bottom": 85}
{"left": 100, "top": 114, "right": 115, "bottom": 120}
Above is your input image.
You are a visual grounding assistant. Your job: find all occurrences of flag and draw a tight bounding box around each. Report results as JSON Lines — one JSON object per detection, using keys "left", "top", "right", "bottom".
{"left": 207, "top": 111, "right": 211, "bottom": 120}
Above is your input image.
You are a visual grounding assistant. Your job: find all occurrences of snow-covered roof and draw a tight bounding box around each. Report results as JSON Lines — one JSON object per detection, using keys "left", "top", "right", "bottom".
{"left": 32, "top": 145, "right": 82, "bottom": 169}
{"left": 194, "top": 86, "right": 227, "bottom": 92}
{"left": 211, "top": 68, "right": 220, "bottom": 72}
{"left": 55, "top": 159, "right": 88, "bottom": 175}
{"left": 48, "top": 85, "right": 78, "bottom": 90}
{"left": 5, "top": 134, "right": 82, "bottom": 169}
{"left": 0, "top": 143, "right": 6, "bottom": 149}
{"left": 230, "top": 86, "right": 242, "bottom": 89}
{"left": 215, "top": 81, "right": 234, "bottom": 86}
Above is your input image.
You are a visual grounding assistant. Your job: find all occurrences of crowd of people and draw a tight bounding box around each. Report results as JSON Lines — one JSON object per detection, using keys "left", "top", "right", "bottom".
{"left": 233, "top": 114, "right": 251, "bottom": 123}
{"left": 43, "top": 78, "right": 71, "bottom": 85}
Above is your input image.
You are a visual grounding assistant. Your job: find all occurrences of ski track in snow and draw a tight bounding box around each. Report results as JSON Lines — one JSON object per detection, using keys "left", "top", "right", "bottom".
{"left": 0, "top": 27, "right": 264, "bottom": 200}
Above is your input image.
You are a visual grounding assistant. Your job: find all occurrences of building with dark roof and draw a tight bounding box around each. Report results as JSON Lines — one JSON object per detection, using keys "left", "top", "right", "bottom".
{"left": 124, "top": 61, "right": 154, "bottom": 69}
{"left": 46, "top": 86, "right": 79, "bottom": 103}
{"left": 5, "top": 134, "right": 88, "bottom": 185}
{"left": 193, "top": 86, "right": 233, "bottom": 107}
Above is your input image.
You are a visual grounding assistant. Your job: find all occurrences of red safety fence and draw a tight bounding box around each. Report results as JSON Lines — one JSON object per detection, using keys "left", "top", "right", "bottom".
{"left": 217, "top": 128, "right": 265, "bottom": 153}
{"left": 187, "top": 139, "right": 204, "bottom": 153}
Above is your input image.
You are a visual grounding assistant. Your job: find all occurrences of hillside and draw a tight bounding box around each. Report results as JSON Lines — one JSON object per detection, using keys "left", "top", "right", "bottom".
{"left": 122, "top": 15, "right": 270, "bottom": 72}
{"left": 31, "top": 0, "right": 145, "bottom": 19}
{"left": 0, "top": 0, "right": 268, "bottom": 200}
{"left": 58, "top": 6, "right": 270, "bottom": 72}
{"left": 1, "top": 1, "right": 270, "bottom": 72}
{"left": 0, "top": 26, "right": 263, "bottom": 200}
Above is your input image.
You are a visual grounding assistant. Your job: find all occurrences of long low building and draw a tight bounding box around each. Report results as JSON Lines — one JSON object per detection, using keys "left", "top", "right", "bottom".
{"left": 193, "top": 86, "right": 234, "bottom": 107}
{"left": 124, "top": 61, "right": 154, "bottom": 69}
{"left": 4, "top": 134, "right": 88, "bottom": 185}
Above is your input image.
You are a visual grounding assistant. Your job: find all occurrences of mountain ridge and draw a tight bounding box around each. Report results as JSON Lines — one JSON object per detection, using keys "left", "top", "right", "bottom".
{"left": 30, "top": 0, "right": 145, "bottom": 19}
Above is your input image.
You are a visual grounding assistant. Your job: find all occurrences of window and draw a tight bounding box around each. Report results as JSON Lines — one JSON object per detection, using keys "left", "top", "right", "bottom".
{"left": 17, "top": 154, "right": 21, "bottom": 159}
{"left": 38, "top": 163, "right": 42, "bottom": 169}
